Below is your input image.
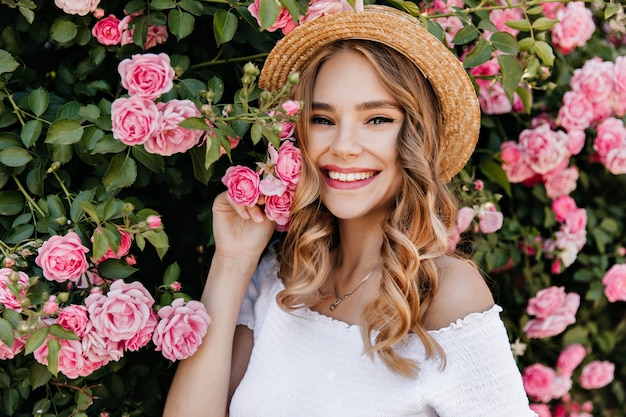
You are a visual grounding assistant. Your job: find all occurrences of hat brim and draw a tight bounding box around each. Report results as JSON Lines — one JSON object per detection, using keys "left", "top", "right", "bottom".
{"left": 259, "top": 5, "right": 481, "bottom": 182}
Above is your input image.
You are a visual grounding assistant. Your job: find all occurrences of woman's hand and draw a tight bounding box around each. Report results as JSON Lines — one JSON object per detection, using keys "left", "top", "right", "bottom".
{"left": 211, "top": 192, "right": 276, "bottom": 261}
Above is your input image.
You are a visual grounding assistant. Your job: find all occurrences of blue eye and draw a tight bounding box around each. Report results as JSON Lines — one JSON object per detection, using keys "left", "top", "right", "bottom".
{"left": 369, "top": 117, "right": 394, "bottom": 125}
{"left": 311, "top": 116, "right": 334, "bottom": 125}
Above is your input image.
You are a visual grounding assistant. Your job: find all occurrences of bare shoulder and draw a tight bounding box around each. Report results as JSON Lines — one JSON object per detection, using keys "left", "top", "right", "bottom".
{"left": 422, "top": 255, "right": 495, "bottom": 331}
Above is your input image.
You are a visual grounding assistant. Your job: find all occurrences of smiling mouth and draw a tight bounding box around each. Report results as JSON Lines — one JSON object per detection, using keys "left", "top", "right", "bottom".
{"left": 326, "top": 171, "right": 376, "bottom": 182}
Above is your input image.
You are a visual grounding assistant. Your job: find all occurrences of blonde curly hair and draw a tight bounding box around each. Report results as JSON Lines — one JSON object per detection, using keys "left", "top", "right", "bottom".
{"left": 277, "top": 40, "right": 459, "bottom": 377}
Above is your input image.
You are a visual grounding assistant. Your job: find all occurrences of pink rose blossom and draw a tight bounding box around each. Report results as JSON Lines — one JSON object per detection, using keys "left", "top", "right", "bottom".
{"left": 34, "top": 337, "right": 88, "bottom": 379}
{"left": 524, "top": 314, "right": 576, "bottom": 338}
{"left": 111, "top": 96, "right": 160, "bottom": 146}
{"left": 477, "top": 203, "right": 503, "bottom": 234}
{"left": 488, "top": 8, "right": 524, "bottom": 37}
{"left": 222, "top": 166, "right": 261, "bottom": 207}
{"left": 125, "top": 310, "right": 158, "bottom": 351}
{"left": 456, "top": 207, "right": 476, "bottom": 233}
{"left": 145, "top": 24, "right": 168, "bottom": 50}
{"left": 147, "top": 215, "right": 162, "bottom": 229}
{"left": 523, "top": 363, "right": 557, "bottom": 403}
{"left": 551, "top": 2, "right": 595, "bottom": 55}
{"left": 0, "top": 268, "right": 29, "bottom": 311}
{"left": 248, "top": 0, "right": 297, "bottom": 34}
{"left": 0, "top": 335, "right": 25, "bottom": 360}
{"left": 604, "top": 146, "right": 626, "bottom": 174}
{"left": 93, "top": 229, "right": 133, "bottom": 264}
{"left": 519, "top": 124, "right": 569, "bottom": 175}
{"left": 280, "top": 100, "right": 300, "bottom": 116}
{"left": 145, "top": 100, "right": 204, "bottom": 156}
{"left": 500, "top": 141, "right": 536, "bottom": 183}
{"left": 118, "top": 53, "right": 175, "bottom": 100}
{"left": 43, "top": 295, "right": 58, "bottom": 315}
{"left": 264, "top": 189, "right": 294, "bottom": 226}
{"left": 614, "top": 56, "right": 626, "bottom": 116}
{"left": 275, "top": 140, "right": 301, "bottom": 187}
{"left": 601, "top": 263, "right": 626, "bottom": 302}
{"left": 435, "top": 16, "right": 464, "bottom": 47}
{"left": 76, "top": 270, "right": 105, "bottom": 290}
{"left": 544, "top": 166, "right": 578, "bottom": 200}
{"left": 566, "top": 130, "right": 586, "bottom": 156}
{"left": 570, "top": 58, "right": 615, "bottom": 104}
{"left": 259, "top": 173, "right": 288, "bottom": 197}
{"left": 93, "top": 8, "right": 104, "bottom": 18}
{"left": 530, "top": 404, "right": 552, "bottom": 417}
{"left": 220, "top": 135, "right": 241, "bottom": 156}
{"left": 170, "top": 281, "right": 182, "bottom": 291}
{"left": 579, "top": 361, "right": 615, "bottom": 389}
{"left": 280, "top": 122, "right": 295, "bottom": 139}
{"left": 525, "top": 287, "right": 580, "bottom": 338}
{"left": 473, "top": 180, "right": 484, "bottom": 190}
{"left": 564, "top": 208, "right": 587, "bottom": 235}
{"left": 477, "top": 82, "right": 513, "bottom": 115}
{"left": 92, "top": 15, "right": 122, "bottom": 45}
{"left": 527, "top": 286, "right": 567, "bottom": 318}
{"left": 57, "top": 305, "right": 89, "bottom": 338}
{"left": 85, "top": 280, "right": 156, "bottom": 343}
{"left": 593, "top": 117, "right": 626, "bottom": 162}
{"left": 82, "top": 322, "right": 123, "bottom": 365}
{"left": 152, "top": 298, "right": 211, "bottom": 361}
{"left": 119, "top": 14, "right": 135, "bottom": 46}
{"left": 558, "top": 91, "right": 594, "bottom": 132}
{"left": 557, "top": 343, "right": 587, "bottom": 375}
{"left": 35, "top": 232, "right": 90, "bottom": 283}
{"left": 54, "top": 0, "right": 100, "bottom": 15}
{"left": 541, "top": 2, "right": 563, "bottom": 19}
{"left": 552, "top": 196, "right": 577, "bottom": 223}
{"left": 301, "top": 0, "right": 352, "bottom": 25}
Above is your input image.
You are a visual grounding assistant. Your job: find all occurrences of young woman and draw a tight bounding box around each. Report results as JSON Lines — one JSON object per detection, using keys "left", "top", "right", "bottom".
{"left": 164, "top": 5, "right": 537, "bottom": 416}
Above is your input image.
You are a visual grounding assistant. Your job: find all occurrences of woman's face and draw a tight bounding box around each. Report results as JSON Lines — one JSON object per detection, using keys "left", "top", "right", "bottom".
{"left": 306, "top": 49, "right": 404, "bottom": 222}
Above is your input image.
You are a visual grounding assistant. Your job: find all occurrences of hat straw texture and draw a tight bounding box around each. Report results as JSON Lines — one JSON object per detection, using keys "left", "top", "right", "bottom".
{"left": 259, "top": 5, "right": 481, "bottom": 182}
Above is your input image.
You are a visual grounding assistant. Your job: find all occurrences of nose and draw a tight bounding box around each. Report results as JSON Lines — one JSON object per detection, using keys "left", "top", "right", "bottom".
{"left": 329, "top": 123, "right": 362, "bottom": 159}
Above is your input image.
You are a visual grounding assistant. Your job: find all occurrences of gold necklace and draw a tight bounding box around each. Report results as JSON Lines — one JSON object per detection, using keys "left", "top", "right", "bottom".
{"left": 329, "top": 265, "right": 382, "bottom": 311}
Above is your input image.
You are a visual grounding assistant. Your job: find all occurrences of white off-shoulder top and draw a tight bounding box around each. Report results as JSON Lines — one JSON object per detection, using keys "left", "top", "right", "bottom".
{"left": 229, "top": 251, "right": 537, "bottom": 417}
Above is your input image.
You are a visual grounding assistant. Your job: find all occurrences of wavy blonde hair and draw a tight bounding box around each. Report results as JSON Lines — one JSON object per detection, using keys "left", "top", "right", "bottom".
{"left": 277, "top": 40, "right": 459, "bottom": 377}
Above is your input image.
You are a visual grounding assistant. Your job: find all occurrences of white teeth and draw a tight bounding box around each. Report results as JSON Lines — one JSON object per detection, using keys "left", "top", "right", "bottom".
{"left": 327, "top": 171, "right": 375, "bottom": 182}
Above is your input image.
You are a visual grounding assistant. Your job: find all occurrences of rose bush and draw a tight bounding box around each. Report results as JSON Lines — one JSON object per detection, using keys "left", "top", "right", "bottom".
{"left": 0, "top": 0, "right": 625, "bottom": 416}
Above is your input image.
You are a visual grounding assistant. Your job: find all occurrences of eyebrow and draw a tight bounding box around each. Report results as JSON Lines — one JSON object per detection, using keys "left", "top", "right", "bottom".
{"left": 311, "top": 100, "right": 401, "bottom": 111}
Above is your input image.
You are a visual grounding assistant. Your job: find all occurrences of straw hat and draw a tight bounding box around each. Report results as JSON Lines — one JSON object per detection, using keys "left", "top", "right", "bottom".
{"left": 259, "top": 5, "right": 481, "bottom": 182}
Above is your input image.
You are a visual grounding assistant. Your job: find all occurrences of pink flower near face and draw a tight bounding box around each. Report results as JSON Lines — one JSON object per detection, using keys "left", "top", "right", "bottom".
{"left": 557, "top": 343, "right": 587, "bottom": 375}
{"left": 34, "top": 337, "right": 87, "bottom": 379}
{"left": 35, "top": 232, "right": 90, "bottom": 283}
{"left": 593, "top": 117, "right": 626, "bottom": 161}
{"left": 602, "top": 263, "right": 626, "bottom": 302}
{"left": 93, "top": 229, "right": 133, "bottom": 264}
{"left": 456, "top": 207, "right": 476, "bottom": 233}
{"left": 558, "top": 91, "right": 594, "bottom": 132}
{"left": 144, "top": 100, "right": 203, "bottom": 156}
{"left": 0, "top": 335, "right": 25, "bottom": 360}
{"left": 92, "top": 15, "right": 122, "bottom": 45}
{"left": 301, "top": 0, "right": 352, "bottom": 24}
{"left": 579, "top": 361, "right": 615, "bottom": 389}
{"left": 543, "top": 166, "right": 579, "bottom": 200}
{"left": 57, "top": 305, "right": 89, "bottom": 337}
{"left": 477, "top": 203, "right": 503, "bottom": 234}
{"left": 551, "top": 2, "right": 595, "bottom": 55}
{"left": 0, "top": 268, "right": 29, "bottom": 311}
{"left": 54, "top": 0, "right": 100, "bottom": 15}
{"left": 552, "top": 196, "right": 577, "bottom": 223}
{"left": 519, "top": 124, "right": 569, "bottom": 175}
{"left": 111, "top": 96, "right": 160, "bottom": 146}
{"left": 259, "top": 173, "right": 288, "bottom": 197}
{"left": 522, "top": 363, "right": 557, "bottom": 403}
{"left": 85, "top": 280, "right": 156, "bottom": 343}
{"left": 275, "top": 140, "right": 301, "bottom": 187}
{"left": 280, "top": 122, "right": 295, "bottom": 139}
{"left": 529, "top": 404, "right": 552, "bottom": 417}
{"left": 152, "top": 298, "right": 211, "bottom": 361}
{"left": 264, "top": 188, "right": 294, "bottom": 226}
{"left": 222, "top": 166, "right": 261, "bottom": 207}
{"left": 118, "top": 53, "right": 175, "bottom": 100}
{"left": 145, "top": 24, "right": 168, "bottom": 50}
{"left": 248, "top": 0, "right": 297, "bottom": 34}
{"left": 280, "top": 100, "right": 300, "bottom": 116}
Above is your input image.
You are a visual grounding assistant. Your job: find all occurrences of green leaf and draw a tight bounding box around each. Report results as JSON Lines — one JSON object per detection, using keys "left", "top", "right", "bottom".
{"left": 103, "top": 154, "right": 138, "bottom": 192}
{"left": 207, "top": 77, "right": 225, "bottom": 104}
{"left": 213, "top": 9, "right": 238, "bottom": 46}
{"left": 50, "top": 19, "right": 78, "bottom": 43}
{"left": 131, "top": 15, "right": 149, "bottom": 47}
{"left": 132, "top": 146, "right": 165, "bottom": 173}
{"left": 79, "top": 104, "right": 101, "bottom": 122}
{"left": 515, "top": 85, "right": 532, "bottom": 114}
{"left": 1, "top": 388, "right": 19, "bottom": 416}
{"left": 45, "top": 119, "right": 84, "bottom": 145}
{"left": 76, "top": 199, "right": 100, "bottom": 223}
{"left": 278, "top": 0, "right": 300, "bottom": 22}
{"left": 175, "top": 78, "right": 206, "bottom": 99}
{"left": 3, "top": 310, "right": 20, "bottom": 328}
{"left": 46, "top": 338, "right": 60, "bottom": 377}
{"left": 497, "top": 54, "right": 522, "bottom": 101}
{"left": 504, "top": 19, "right": 531, "bottom": 32}
{"left": 0, "top": 191, "right": 24, "bottom": 215}
{"left": 489, "top": 31, "right": 519, "bottom": 55}
{"left": 71, "top": 189, "right": 96, "bottom": 223}
{"left": 0, "top": 146, "right": 33, "bottom": 167}
{"left": 452, "top": 25, "right": 479, "bottom": 45}
{"left": 142, "top": 229, "right": 170, "bottom": 259}
{"left": 168, "top": 9, "right": 195, "bottom": 40}
{"left": 28, "top": 88, "right": 49, "bottom": 117}
{"left": 534, "top": 40, "right": 555, "bottom": 67}
{"left": 48, "top": 324, "right": 78, "bottom": 340}
{"left": 258, "top": 0, "right": 281, "bottom": 31}
{"left": 205, "top": 130, "right": 222, "bottom": 169}
{"left": 29, "top": 364, "right": 52, "bottom": 390}
{"left": 0, "top": 318, "right": 14, "bottom": 347}
{"left": 98, "top": 259, "right": 138, "bottom": 279}
{"left": 25, "top": 327, "right": 49, "bottom": 355}
{"left": 20, "top": 120, "right": 43, "bottom": 148}
{"left": 532, "top": 17, "right": 558, "bottom": 31}
{"left": 462, "top": 38, "right": 492, "bottom": 69}
{"left": 479, "top": 159, "right": 511, "bottom": 197}
{"left": 179, "top": 117, "right": 212, "bottom": 131}
{"left": 605, "top": 2, "right": 620, "bottom": 19}
{"left": 190, "top": 145, "right": 215, "bottom": 185}
{"left": 0, "top": 49, "right": 19, "bottom": 74}
{"left": 92, "top": 228, "right": 110, "bottom": 261}
{"left": 4, "top": 223, "right": 35, "bottom": 244}
{"left": 151, "top": 0, "right": 177, "bottom": 9}
{"left": 163, "top": 262, "right": 181, "bottom": 285}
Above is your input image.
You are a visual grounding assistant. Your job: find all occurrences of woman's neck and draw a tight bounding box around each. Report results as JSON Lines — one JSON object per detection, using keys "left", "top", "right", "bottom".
{"left": 335, "top": 217, "right": 385, "bottom": 278}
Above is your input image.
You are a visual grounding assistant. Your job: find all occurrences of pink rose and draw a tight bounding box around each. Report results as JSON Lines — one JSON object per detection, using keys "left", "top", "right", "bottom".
{"left": 604, "top": 146, "right": 626, "bottom": 175}
{"left": 152, "top": 298, "right": 211, "bottom": 361}
{"left": 301, "top": 0, "right": 352, "bottom": 24}
{"left": 280, "top": 122, "right": 295, "bottom": 139}
{"left": 558, "top": 91, "right": 594, "bottom": 132}
{"left": 264, "top": 188, "right": 294, "bottom": 226}
{"left": 34, "top": 337, "right": 88, "bottom": 379}
{"left": 541, "top": 1, "right": 563, "bottom": 19}
{"left": 93, "top": 229, "right": 133, "bottom": 264}
{"left": 550, "top": 374, "right": 573, "bottom": 399}
{"left": 551, "top": 2, "right": 595, "bottom": 55}
{"left": 280, "top": 100, "right": 300, "bottom": 116}
{"left": 500, "top": 141, "right": 536, "bottom": 183}
{"left": 552, "top": 196, "right": 577, "bottom": 222}
{"left": 614, "top": 56, "right": 626, "bottom": 115}
{"left": 0, "top": 268, "right": 30, "bottom": 311}
{"left": 435, "top": 16, "right": 464, "bottom": 47}
{"left": 477, "top": 82, "right": 512, "bottom": 115}
{"left": 570, "top": 58, "right": 615, "bottom": 104}
{"left": 54, "top": 0, "right": 100, "bottom": 15}
{"left": 147, "top": 215, "right": 162, "bottom": 229}
{"left": 524, "top": 314, "right": 578, "bottom": 339}
{"left": 118, "top": 53, "right": 175, "bottom": 100}
{"left": 477, "top": 203, "right": 503, "bottom": 234}
{"left": 593, "top": 117, "right": 626, "bottom": 161}
{"left": 248, "top": 0, "right": 297, "bottom": 34}
{"left": 566, "top": 130, "right": 586, "bottom": 156}
{"left": 579, "top": 361, "right": 615, "bottom": 389}
{"left": 456, "top": 206, "right": 476, "bottom": 233}
{"left": 111, "top": 96, "right": 160, "bottom": 146}
{"left": 35, "top": 232, "right": 90, "bottom": 283}
{"left": 92, "top": 15, "right": 122, "bottom": 45}
{"left": 523, "top": 363, "right": 557, "bottom": 403}
{"left": 602, "top": 263, "right": 626, "bottom": 302}
{"left": 519, "top": 124, "right": 569, "bottom": 175}
{"left": 82, "top": 322, "right": 124, "bottom": 366}
{"left": 564, "top": 208, "right": 587, "bottom": 234}
{"left": 119, "top": 14, "right": 135, "bottom": 46}
{"left": 544, "top": 166, "right": 578, "bottom": 200}
{"left": 125, "top": 310, "right": 158, "bottom": 351}
{"left": 145, "top": 24, "right": 168, "bottom": 50}
{"left": 43, "top": 295, "right": 59, "bottom": 315}
{"left": 222, "top": 166, "right": 261, "bottom": 207}
{"left": 527, "top": 286, "right": 567, "bottom": 318}
{"left": 85, "top": 280, "right": 156, "bottom": 343}
{"left": 488, "top": 7, "right": 524, "bottom": 37}
{"left": 144, "top": 99, "right": 204, "bottom": 156}
{"left": 275, "top": 140, "right": 301, "bottom": 187}
{"left": 530, "top": 404, "right": 552, "bottom": 417}
{"left": 0, "top": 334, "right": 25, "bottom": 360}
{"left": 259, "top": 173, "right": 288, "bottom": 197}
{"left": 557, "top": 343, "right": 587, "bottom": 375}
{"left": 57, "top": 305, "right": 89, "bottom": 338}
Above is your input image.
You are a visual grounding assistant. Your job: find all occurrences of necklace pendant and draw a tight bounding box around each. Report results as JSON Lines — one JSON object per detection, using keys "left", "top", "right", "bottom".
{"left": 329, "top": 298, "right": 341, "bottom": 311}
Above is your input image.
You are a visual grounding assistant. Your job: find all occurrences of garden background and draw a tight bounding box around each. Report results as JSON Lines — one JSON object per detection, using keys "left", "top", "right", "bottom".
{"left": 1, "top": 0, "right": 625, "bottom": 416}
